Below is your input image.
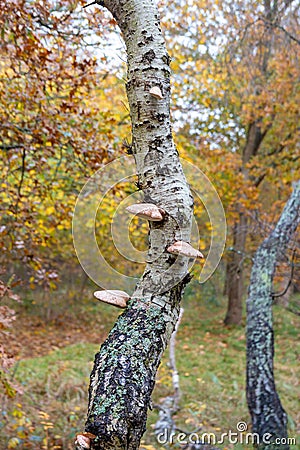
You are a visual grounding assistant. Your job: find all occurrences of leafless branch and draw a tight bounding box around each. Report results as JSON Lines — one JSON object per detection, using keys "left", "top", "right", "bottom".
{"left": 15, "top": 148, "right": 26, "bottom": 215}
{"left": 83, "top": 0, "right": 104, "bottom": 7}
{"left": 272, "top": 249, "right": 296, "bottom": 299}
{"left": 0, "top": 144, "right": 25, "bottom": 150}
{"left": 274, "top": 23, "right": 300, "bottom": 44}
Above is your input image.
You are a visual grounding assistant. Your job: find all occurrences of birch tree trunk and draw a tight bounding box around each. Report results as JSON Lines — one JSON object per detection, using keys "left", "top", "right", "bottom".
{"left": 246, "top": 181, "right": 300, "bottom": 449}
{"left": 79, "top": 1, "right": 194, "bottom": 449}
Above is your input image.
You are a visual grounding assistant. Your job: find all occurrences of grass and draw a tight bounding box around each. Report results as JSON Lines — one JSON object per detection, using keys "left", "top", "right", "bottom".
{"left": 142, "top": 292, "right": 300, "bottom": 450}
{"left": 1, "top": 283, "right": 299, "bottom": 449}
{"left": 1, "top": 343, "right": 99, "bottom": 449}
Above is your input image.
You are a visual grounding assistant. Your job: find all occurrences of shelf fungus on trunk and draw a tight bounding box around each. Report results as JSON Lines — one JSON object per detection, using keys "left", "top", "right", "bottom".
{"left": 75, "top": 432, "right": 96, "bottom": 450}
{"left": 126, "top": 203, "right": 165, "bottom": 221}
{"left": 149, "top": 86, "right": 163, "bottom": 99}
{"left": 167, "top": 241, "right": 204, "bottom": 259}
{"left": 93, "top": 290, "right": 130, "bottom": 309}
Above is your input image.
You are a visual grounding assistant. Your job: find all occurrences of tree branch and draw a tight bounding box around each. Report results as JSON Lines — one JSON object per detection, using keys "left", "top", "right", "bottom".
{"left": 272, "top": 249, "right": 296, "bottom": 299}
{"left": 15, "top": 148, "right": 26, "bottom": 215}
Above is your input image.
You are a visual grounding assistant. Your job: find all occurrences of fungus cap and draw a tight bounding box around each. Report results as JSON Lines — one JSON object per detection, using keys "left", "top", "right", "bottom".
{"left": 126, "top": 203, "right": 165, "bottom": 221}
{"left": 149, "top": 86, "right": 163, "bottom": 99}
{"left": 93, "top": 290, "right": 130, "bottom": 308}
{"left": 167, "top": 241, "right": 204, "bottom": 259}
{"left": 75, "top": 434, "right": 90, "bottom": 449}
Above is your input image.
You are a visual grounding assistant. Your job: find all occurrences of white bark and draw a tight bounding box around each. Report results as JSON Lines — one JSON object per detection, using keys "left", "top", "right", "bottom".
{"left": 82, "top": 1, "right": 194, "bottom": 449}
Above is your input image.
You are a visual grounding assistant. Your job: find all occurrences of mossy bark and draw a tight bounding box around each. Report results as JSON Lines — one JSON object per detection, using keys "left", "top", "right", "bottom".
{"left": 246, "top": 181, "right": 300, "bottom": 450}
{"left": 82, "top": 1, "right": 194, "bottom": 449}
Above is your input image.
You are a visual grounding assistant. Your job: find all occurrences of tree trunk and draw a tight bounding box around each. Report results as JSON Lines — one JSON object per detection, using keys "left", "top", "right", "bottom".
{"left": 246, "top": 181, "right": 300, "bottom": 449}
{"left": 80, "top": 1, "right": 194, "bottom": 449}
{"left": 224, "top": 0, "right": 275, "bottom": 325}
{"left": 224, "top": 214, "right": 247, "bottom": 325}
{"left": 224, "top": 119, "right": 267, "bottom": 325}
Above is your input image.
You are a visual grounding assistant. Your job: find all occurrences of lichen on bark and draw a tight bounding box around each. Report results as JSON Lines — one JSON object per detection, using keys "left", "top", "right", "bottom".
{"left": 86, "top": 302, "right": 167, "bottom": 448}
{"left": 246, "top": 181, "right": 300, "bottom": 450}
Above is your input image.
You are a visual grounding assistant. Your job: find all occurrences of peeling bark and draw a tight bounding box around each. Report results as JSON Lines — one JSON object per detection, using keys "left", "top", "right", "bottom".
{"left": 81, "top": 1, "right": 194, "bottom": 449}
{"left": 246, "top": 181, "right": 300, "bottom": 449}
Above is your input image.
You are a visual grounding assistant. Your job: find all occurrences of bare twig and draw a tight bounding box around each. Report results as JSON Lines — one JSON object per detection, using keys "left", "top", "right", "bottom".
{"left": 15, "top": 148, "right": 26, "bottom": 215}
{"left": 83, "top": 0, "right": 104, "bottom": 8}
{"left": 275, "top": 23, "right": 300, "bottom": 44}
{"left": 272, "top": 249, "right": 296, "bottom": 299}
{"left": 0, "top": 144, "right": 25, "bottom": 150}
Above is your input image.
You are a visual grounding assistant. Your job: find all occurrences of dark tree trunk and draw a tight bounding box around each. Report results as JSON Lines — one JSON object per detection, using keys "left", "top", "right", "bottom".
{"left": 224, "top": 0, "right": 276, "bottom": 325}
{"left": 224, "top": 121, "right": 267, "bottom": 325}
{"left": 77, "top": 1, "right": 194, "bottom": 449}
{"left": 246, "top": 181, "right": 300, "bottom": 449}
{"left": 224, "top": 214, "right": 247, "bottom": 325}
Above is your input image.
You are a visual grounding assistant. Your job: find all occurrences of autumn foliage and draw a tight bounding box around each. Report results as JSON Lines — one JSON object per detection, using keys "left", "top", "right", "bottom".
{"left": 0, "top": 0, "right": 131, "bottom": 289}
{"left": 0, "top": 0, "right": 299, "bottom": 446}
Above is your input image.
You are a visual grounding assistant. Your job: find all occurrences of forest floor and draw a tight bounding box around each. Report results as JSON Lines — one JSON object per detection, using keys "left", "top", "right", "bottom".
{"left": 1, "top": 282, "right": 299, "bottom": 450}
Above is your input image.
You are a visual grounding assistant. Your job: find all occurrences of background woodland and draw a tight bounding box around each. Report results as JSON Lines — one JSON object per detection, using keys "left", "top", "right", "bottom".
{"left": 0, "top": 0, "right": 299, "bottom": 448}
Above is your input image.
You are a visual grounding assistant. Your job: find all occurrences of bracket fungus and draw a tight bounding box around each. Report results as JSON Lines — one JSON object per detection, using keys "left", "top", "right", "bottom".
{"left": 93, "top": 290, "right": 130, "bottom": 308}
{"left": 126, "top": 203, "right": 165, "bottom": 221}
{"left": 149, "top": 86, "right": 163, "bottom": 99}
{"left": 167, "top": 241, "right": 204, "bottom": 259}
{"left": 75, "top": 434, "right": 91, "bottom": 449}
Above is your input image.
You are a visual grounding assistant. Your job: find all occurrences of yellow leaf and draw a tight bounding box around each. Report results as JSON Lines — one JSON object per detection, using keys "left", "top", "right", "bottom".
{"left": 12, "top": 409, "right": 23, "bottom": 418}
{"left": 8, "top": 438, "right": 20, "bottom": 449}
{"left": 17, "top": 430, "right": 27, "bottom": 439}
{"left": 45, "top": 206, "right": 55, "bottom": 215}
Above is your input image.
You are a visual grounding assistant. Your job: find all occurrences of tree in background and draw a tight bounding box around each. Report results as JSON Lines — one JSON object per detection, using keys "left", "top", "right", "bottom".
{"left": 159, "top": 0, "right": 300, "bottom": 324}
{"left": 2, "top": 0, "right": 298, "bottom": 322}
{"left": 247, "top": 181, "right": 300, "bottom": 449}
{"left": 223, "top": 0, "right": 300, "bottom": 325}
{"left": 0, "top": 1, "right": 299, "bottom": 446}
